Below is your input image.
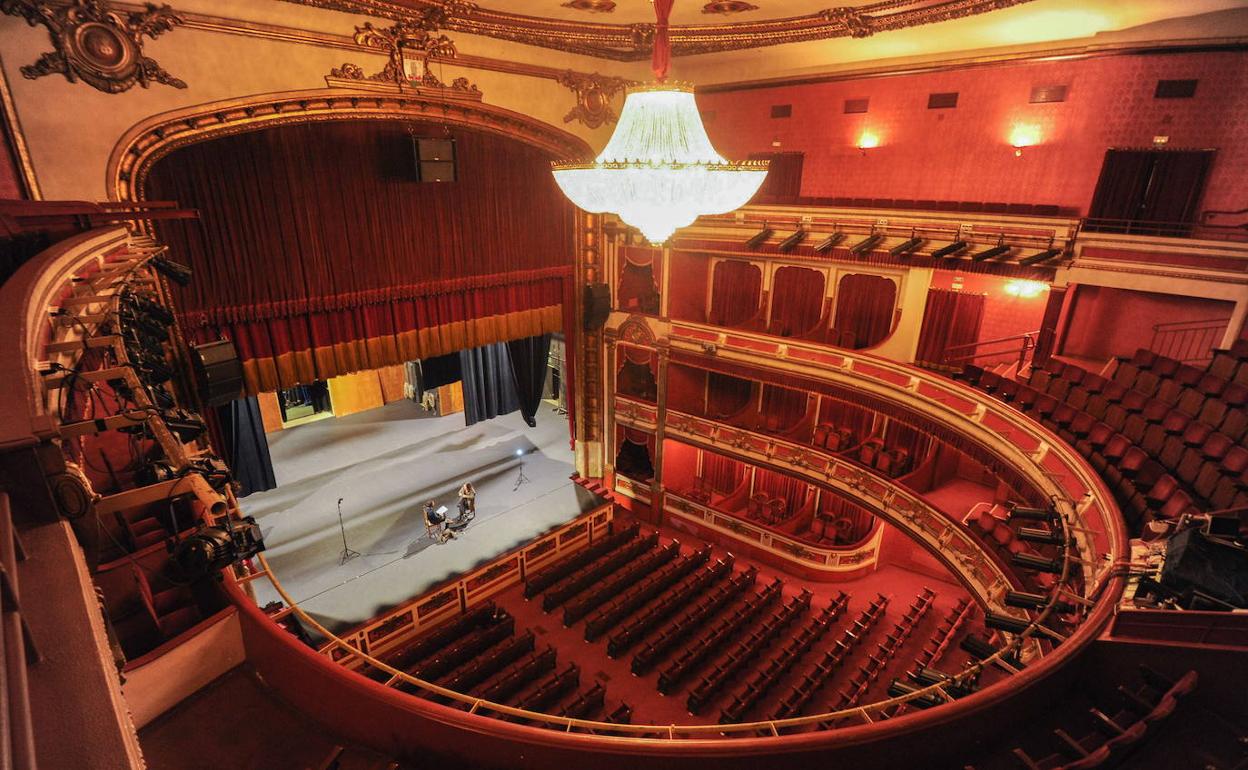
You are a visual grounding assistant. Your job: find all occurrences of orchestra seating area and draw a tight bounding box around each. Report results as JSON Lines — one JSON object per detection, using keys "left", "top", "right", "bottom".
{"left": 322, "top": 517, "right": 982, "bottom": 728}
{"left": 958, "top": 344, "right": 1248, "bottom": 534}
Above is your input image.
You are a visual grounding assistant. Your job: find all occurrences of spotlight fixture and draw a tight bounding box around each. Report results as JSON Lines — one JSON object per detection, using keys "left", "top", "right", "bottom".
{"left": 1019, "top": 247, "right": 1063, "bottom": 266}
{"left": 812, "top": 231, "right": 846, "bottom": 254}
{"left": 172, "top": 515, "right": 266, "bottom": 580}
{"left": 1005, "top": 591, "right": 1078, "bottom": 614}
{"left": 1007, "top": 504, "right": 1056, "bottom": 522}
{"left": 889, "top": 234, "right": 924, "bottom": 257}
{"left": 886, "top": 680, "right": 943, "bottom": 708}
{"left": 1017, "top": 525, "right": 1067, "bottom": 545}
{"left": 515, "top": 449, "right": 524, "bottom": 457}
{"left": 849, "top": 232, "right": 885, "bottom": 256}
{"left": 959, "top": 635, "right": 998, "bottom": 661}
{"left": 162, "top": 408, "right": 207, "bottom": 443}
{"left": 777, "top": 228, "right": 807, "bottom": 253}
{"left": 984, "top": 611, "right": 1032, "bottom": 635}
{"left": 1011, "top": 552, "right": 1064, "bottom": 574}
{"left": 150, "top": 255, "right": 193, "bottom": 287}
{"left": 745, "top": 225, "right": 774, "bottom": 250}
{"left": 911, "top": 667, "right": 977, "bottom": 697}
{"left": 931, "top": 240, "right": 969, "bottom": 259}
{"left": 972, "top": 238, "right": 1011, "bottom": 262}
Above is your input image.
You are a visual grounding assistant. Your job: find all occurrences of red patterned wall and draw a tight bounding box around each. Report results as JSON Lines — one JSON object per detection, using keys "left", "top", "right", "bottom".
{"left": 700, "top": 50, "right": 1248, "bottom": 215}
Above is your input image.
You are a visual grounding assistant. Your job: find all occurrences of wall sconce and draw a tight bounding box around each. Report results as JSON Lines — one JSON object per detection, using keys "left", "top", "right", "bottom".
{"left": 1009, "top": 124, "right": 1040, "bottom": 157}
{"left": 1004, "top": 279, "right": 1050, "bottom": 299}
{"left": 857, "top": 131, "right": 880, "bottom": 155}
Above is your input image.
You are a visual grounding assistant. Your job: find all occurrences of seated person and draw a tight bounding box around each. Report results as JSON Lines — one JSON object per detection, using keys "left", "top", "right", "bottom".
{"left": 457, "top": 482, "right": 477, "bottom": 522}
{"left": 423, "top": 500, "right": 453, "bottom": 542}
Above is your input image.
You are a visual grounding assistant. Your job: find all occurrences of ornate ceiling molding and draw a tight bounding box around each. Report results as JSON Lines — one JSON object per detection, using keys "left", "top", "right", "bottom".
{"left": 279, "top": 0, "right": 1038, "bottom": 60}
{"left": 106, "top": 87, "right": 590, "bottom": 202}
{"left": 555, "top": 69, "right": 627, "bottom": 129}
{"left": 323, "top": 16, "right": 480, "bottom": 94}
{"left": 1, "top": 0, "right": 186, "bottom": 93}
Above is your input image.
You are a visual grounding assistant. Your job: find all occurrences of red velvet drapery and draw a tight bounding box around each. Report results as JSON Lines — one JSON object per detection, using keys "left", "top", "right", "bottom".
{"left": 616, "top": 344, "right": 658, "bottom": 401}
{"left": 768, "top": 266, "right": 825, "bottom": 338}
{"left": 755, "top": 468, "right": 808, "bottom": 513}
{"left": 707, "top": 260, "right": 762, "bottom": 327}
{"left": 707, "top": 371, "right": 754, "bottom": 417}
{"left": 146, "top": 120, "right": 576, "bottom": 392}
{"left": 760, "top": 384, "right": 807, "bottom": 432}
{"left": 702, "top": 451, "right": 745, "bottom": 494}
{"left": 818, "top": 493, "right": 876, "bottom": 545}
{"left": 914, "top": 288, "right": 986, "bottom": 369}
{"left": 833, "top": 273, "right": 896, "bottom": 349}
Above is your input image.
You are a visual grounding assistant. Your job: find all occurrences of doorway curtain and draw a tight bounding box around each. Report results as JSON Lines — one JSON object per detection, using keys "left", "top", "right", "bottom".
{"left": 914, "top": 288, "right": 986, "bottom": 369}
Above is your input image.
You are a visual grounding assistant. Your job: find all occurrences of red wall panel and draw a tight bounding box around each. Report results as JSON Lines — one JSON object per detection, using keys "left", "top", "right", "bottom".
{"left": 700, "top": 50, "right": 1248, "bottom": 215}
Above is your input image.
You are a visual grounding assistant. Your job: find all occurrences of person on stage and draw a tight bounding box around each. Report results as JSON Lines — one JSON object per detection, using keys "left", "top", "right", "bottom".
{"left": 457, "top": 482, "right": 477, "bottom": 522}
{"left": 424, "top": 500, "right": 453, "bottom": 543}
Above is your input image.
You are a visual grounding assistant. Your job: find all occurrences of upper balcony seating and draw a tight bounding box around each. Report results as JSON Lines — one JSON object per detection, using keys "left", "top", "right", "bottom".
{"left": 962, "top": 347, "right": 1248, "bottom": 532}
{"left": 1000, "top": 666, "right": 1198, "bottom": 770}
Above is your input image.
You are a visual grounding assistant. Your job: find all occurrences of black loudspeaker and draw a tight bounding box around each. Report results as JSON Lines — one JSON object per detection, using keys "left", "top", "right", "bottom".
{"left": 191, "top": 340, "right": 245, "bottom": 407}
{"left": 413, "top": 136, "right": 456, "bottom": 182}
{"left": 584, "top": 283, "right": 611, "bottom": 331}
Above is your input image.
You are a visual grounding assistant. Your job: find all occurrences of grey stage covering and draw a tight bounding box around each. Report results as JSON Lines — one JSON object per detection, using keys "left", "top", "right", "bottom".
{"left": 241, "top": 399, "right": 597, "bottom": 633}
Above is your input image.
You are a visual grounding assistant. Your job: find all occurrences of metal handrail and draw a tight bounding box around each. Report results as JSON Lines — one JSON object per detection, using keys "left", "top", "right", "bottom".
{"left": 1149, "top": 317, "right": 1230, "bottom": 364}
{"left": 943, "top": 331, "right": 1039, "bottom": 369}
{"left": 943, "top": 330, "right": 1040, "bottom": 355}
{"left": 1151, "top": 317, "right": 1231, "bottom": 332}
{"left": 1079, "top": 217, "right": 1248, "bottom": 243}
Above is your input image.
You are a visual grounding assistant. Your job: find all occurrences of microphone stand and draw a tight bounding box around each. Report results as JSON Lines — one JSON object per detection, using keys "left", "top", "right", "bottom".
{"left": 337, "top": 497, "right": 360, "bottom": 565}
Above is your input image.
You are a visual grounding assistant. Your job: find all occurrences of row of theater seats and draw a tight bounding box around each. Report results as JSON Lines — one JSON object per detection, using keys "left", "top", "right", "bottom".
{"left": 968, "top": 666, "right": 1199, "bottom": 770}
{"left": 561, "top": 539, "right": 678, "bottom": 625}
{"left": 831, "top": 588, "right": 936, "bottom": 711}
{"left": 366, "top": 601, "right": 634, "bottom": 724}
{"left": 959, "top": 345, "right": 1248, "bottom": 529}
{"left": 524, "top": 523, "right": 641, "bottom": 599}
{"left": 605, "top": 557, "right": 737, "bottom": 658}
{"left": 811, "top": 425, "right": 914, "bottom": 478}
{"left": 583, "top": 546, "right": 712, "bottom": 641}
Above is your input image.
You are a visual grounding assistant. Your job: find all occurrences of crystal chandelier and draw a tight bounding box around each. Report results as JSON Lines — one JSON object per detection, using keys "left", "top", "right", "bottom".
{"left": 551, "top": 0, "right": 767, "bottom": 245}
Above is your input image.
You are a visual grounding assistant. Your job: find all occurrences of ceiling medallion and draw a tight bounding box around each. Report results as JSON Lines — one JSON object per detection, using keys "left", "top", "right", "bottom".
{"left": 556, "top": 70, "right": 629, "bottom": 129}
{"left": 326, "top": 14, "right": 480, "bottom": 95}
{"left": 701, "top": 1, "right": 758, "bottom": 14}
{"left": 561, "top": 0, "right": 616, "bottom": 12}
{"left": 1, "top": 0, "right": 186, "bottom": 93}
{"left": 552, "top": 0, "right": 768, "bottom": 245}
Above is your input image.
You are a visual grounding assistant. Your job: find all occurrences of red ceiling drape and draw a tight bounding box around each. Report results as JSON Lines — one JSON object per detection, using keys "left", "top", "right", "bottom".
{"left": 707, "top": 260, "right": 762, "bottom": 327}
{"left": 768, "top": 265, "right": 825, "bottom": 338}
{"left": 914, "top": 288, "right": 986, "bottom": 369}
{"left": 146, "top": 120, "right": 577, "bottom": 392}
{"left": 833, "top": 273, "right": 896, "bottom": 349}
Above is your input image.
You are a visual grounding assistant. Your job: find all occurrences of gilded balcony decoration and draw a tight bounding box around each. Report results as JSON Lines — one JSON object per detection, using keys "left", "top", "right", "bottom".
{"left": 701, "top": 1, "right": 758, "bottom": 13}
{"left": 2, "top": 0, "right": 186, "bottom": 93}
{"left": 325, "top": 13, "right": 479, "bottom": 94}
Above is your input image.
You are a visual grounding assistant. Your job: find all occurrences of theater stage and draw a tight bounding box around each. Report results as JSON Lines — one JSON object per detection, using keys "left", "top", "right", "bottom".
{"left": 241, "top": 399, "right": 596, "bottom": 634}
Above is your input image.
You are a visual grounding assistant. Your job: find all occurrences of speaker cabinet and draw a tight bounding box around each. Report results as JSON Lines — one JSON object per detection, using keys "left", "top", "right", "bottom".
{"left": 584, "top": 283, "right": 611, "bottom": 331}
{"left": 191, "top": 340, "right": 244, "bottom": 406}
{"left": 413, "top": 136, "right": 456, "bottom": 182}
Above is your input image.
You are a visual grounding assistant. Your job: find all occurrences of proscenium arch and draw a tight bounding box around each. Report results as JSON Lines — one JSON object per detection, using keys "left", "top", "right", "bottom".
{"left": 105, "top": 87, "right": 593, "bottom": 202}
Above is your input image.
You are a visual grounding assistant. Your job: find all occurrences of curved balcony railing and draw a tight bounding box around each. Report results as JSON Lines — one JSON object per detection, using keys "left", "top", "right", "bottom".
{"left": 615, "top": 396, "right": 1018, "bottom": 611}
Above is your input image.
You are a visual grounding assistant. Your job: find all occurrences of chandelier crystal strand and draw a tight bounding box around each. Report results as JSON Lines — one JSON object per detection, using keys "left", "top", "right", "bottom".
{"left": 551, "top": 1, "right": 767, "bottom": 244}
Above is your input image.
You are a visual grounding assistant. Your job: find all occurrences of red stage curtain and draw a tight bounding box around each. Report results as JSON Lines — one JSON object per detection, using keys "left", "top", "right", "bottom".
{"left": 619, "top": 247, "right": 660, "bottom": 314}
{"left": 617, "top": 427, "right": 655, "bottom": 480}
{"left": 707, "top": 372, "right": 753, "bottom": 417}
{"left": 707, "top": 260, "right": 762, "bottom": 327}
{"left": 702, "top": 451, "right": 744, "bottom": 494}
{"left": 914, "top": 288, "right": 986, "bottom": 369}
{"left": 616, "top": 344, "right": 657, "bottom": 401}
{"left": 768, "top": 266, "right": 825, "bottom": 338}
{"left": 833, "top": 273, "right": 896, "bottom": 349}
{"left": 760, "top": 384, "right": 807, "bottom": 432}
{"left": 146, "top": 120, "right": 576, "bottom": 392}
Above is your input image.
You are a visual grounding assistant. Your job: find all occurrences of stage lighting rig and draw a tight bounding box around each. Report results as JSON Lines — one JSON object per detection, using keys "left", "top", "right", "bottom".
{"left": 150, "top": 255, "right": 193, "bottom": 287}
{"left": 161, "top": 408, "right": 207, "bottom": 443}
{"left": 172, "top": 515, "right": 265, "bottom": 580}
{"left": 812, "top": 231, "right": 846, "bottom": 253}
{"left": 777, "top": 228, "right": 807, "bottom": 253}
{"left": 931, "top": 240, "right": 969, "bottom": 259}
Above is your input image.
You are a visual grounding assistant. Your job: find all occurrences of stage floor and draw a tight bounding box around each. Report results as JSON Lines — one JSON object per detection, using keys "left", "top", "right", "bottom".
{"left": 241, "top": 399, "right": 592, "bottom": 633}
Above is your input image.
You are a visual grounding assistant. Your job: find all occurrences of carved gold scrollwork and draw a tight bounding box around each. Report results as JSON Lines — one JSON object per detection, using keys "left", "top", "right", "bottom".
{"left": 556, "top": 70, "right": 628, "bottom": 129}
{"left": 820, "top": 6, "right": 874, "bottom": 37}
{"left": 2, "top": 0, "right": 186, "bottom": 93}
{"left": 328, "top": 14, "right": 480, "bottom": 94}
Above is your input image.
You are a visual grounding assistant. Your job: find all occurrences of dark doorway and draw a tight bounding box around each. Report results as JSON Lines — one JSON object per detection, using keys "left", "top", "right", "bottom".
{"left": 1087, "top": 149, "right": 1215, "bottom": 235}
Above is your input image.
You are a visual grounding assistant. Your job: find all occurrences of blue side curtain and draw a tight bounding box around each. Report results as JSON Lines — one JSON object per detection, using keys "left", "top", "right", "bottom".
{"left": 460, "top": 342, "right": 521, "bottom": 426}
{"left": 215, "top": 395, "right": 276, "bottom": 496}
{"left": 508, "top": 334, "right": 552, "bottom": 427}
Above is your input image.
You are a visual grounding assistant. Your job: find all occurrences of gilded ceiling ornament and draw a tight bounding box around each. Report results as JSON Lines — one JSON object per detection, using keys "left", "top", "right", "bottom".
{"left": 326, "top": 15, "right": 479, "bottom": 94}
{"left": 1, "top": 0, "right": 186, "bottom": 93}
{"left": 556, "top": 70, "right": 628, "bottom": 129}
{"left": 701, "top": 1, "right": 758, "bottom": 14}
{"left": 821, "top": 6, "right": 874, "bottom": 37}
{"left": 561, "top": 0, "right": 616, "bottom": 11}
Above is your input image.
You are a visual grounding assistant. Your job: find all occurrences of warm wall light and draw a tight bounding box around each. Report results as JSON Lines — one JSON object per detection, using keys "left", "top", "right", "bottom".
{"left": 1004, "top": 279, "right": 1049, "bottom": 298}
{"left": 857, "top": 131, "right": 880, "bottom": 154}
{"left": 1009, "top": 124, "right": 1041, "bottom": 156}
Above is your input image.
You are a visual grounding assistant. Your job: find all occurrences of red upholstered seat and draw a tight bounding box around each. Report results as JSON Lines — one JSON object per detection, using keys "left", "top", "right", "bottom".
{"left": 1145, "top": 475, "right": 1181, "bottom": 507}
{"left": 1129, "top": 348, "right": 1159, "bottom": 369}
{"left": 1197, "top": 373, "right": 1228, "bottom": 397}
{"left": 1157, "top": 491, "right": 1198, "bottom": 520}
